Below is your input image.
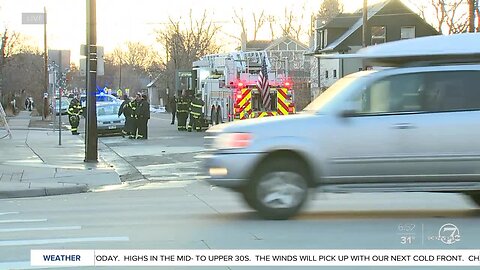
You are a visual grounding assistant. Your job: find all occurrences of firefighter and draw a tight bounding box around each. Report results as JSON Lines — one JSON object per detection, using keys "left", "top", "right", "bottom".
{"left": 128, "top": 93, "right": 141, "bottom": 139}
{"left": 188, "top": 93, "right": 205, "bottom": 132}
{"left": 176, "top": 91, "right": 189, "bottom": 131}
{"left": 67, "top": 97, "right": 82, "bottom": 135}
{"left": 137, "top": 94, "right": 150, "bottom": 139}
{"left": 118, "top": 94, "right": 132, "bottom": 137}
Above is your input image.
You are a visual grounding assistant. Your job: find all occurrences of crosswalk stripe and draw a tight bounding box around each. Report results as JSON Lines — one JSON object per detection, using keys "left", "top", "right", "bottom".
{"left": 0, "top": 226, "right": 81, "bottom": 233}
{"left": 0, "top": 219, "right": 47, "bottom": 224}
{"left": 0, "top": 236, "right": 129, "bottom": 246}
{"left": 0, "top": 212, "right": 19, "bottom": 216}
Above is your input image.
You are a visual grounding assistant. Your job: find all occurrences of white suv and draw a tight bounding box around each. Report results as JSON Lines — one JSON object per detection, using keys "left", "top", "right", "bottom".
{"left": 203, "top": 34, "right": 480, "bottom": 219}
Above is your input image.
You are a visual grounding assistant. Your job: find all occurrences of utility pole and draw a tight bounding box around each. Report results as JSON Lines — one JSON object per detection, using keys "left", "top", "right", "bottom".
{"left": 469, "top": 0, "right": 475, "bottom": 32}
{"left": 362, "top": 0, "right": 368, "bottom": 48}
{"left": 85, "top": 0, "right": 98, "bottom": 162}
{"left": 43, "top": 7, "right": 48, "bottom": 120}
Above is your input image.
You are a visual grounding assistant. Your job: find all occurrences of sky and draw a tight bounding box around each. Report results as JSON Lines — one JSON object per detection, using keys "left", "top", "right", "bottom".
{"left": 0, "top": 0, "right": 391, "bottom": 64}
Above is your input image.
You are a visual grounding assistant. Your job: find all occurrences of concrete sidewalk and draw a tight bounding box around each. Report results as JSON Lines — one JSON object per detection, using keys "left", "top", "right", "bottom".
{"left": 0, "top": 111, "right": 121, "bottom": 198}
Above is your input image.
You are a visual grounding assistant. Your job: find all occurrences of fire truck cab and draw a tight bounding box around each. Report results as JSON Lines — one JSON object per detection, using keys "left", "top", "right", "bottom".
{"left": 193, "top": 51, "right": 295, "bottom": 124}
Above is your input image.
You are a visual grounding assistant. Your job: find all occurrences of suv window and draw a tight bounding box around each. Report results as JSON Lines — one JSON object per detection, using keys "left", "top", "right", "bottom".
{"left": 350, "top": 70, "right": 480, "bottom": 115}
{"left": 352, "top": 73, "right": 423, "bottom": 114}
{"left": 422, "top": 71, "right": 480, "bottom": 111}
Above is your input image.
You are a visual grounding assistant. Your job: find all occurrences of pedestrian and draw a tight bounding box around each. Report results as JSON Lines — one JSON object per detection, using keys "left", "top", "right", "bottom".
{"left": 25, "top": 98, "right": 30, "bottom": 111}
{"left": 137, "top": 93, "right": 150, "bottom": 139}
{"left": 216, "top": 104, "right": 222, "bottom": 124}
{"left": 169, "top": 95, "right": 177, "bottom": 125}
{"left": 67, "top": 97, "right": 82, "bottom": 135}
{"left": 210, "top": 104, "right": 216, "bottom": 126}
{"left": 129, "top": 93, "right": 142, "bottom": 139}
{"left": 29, "top": 97, "right": 34, "bottom": 111}
{"left": 188, "top": 93, "right": 204, "bottom": 132}
{"left": 118, "top": 94, "right": 132, "bottom": 138}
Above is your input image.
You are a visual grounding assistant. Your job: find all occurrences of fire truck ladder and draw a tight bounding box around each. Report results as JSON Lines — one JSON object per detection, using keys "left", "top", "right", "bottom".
{"left": 0, "top": 102, "right": 12, "bottom": 139}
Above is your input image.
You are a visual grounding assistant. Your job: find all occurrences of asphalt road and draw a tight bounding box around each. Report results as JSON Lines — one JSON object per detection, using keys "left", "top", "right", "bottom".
{"left": 1, "top": 181, "right": 480, "bottom": 270}
{"left": 98, "top": 112, "right": 205, "bottom": 182}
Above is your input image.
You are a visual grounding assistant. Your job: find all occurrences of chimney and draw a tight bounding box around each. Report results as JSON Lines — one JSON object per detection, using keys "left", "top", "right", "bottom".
{"left": 241, "top": 32, "right": 247, "bottom": 51}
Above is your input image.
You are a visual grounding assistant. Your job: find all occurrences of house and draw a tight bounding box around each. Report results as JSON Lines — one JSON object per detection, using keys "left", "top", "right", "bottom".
{"left": 243, "top": 36, "right": 312, "bottom": 109}
{"left": 308, "top": 0, "right": 439, "bottom": 99}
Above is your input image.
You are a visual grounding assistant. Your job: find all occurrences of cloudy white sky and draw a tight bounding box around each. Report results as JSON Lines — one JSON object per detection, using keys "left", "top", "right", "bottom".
{"left": 0, "top": 0, "right": 414, "bottom": 63}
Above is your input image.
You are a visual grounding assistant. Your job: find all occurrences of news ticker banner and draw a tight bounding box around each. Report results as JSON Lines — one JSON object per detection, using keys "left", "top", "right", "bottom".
{"left": 31, "top": 249, "right": 480, "bottom": 267}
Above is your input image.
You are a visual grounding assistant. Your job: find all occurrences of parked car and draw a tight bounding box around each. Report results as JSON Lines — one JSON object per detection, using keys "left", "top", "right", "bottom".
{"left": 202, "top": 34, "right": 480, "bottom": 219}
{"left": 54, "top": 97, "right": 70, "bottom": 115}
{"left": 80, "top": 93, "right": 122, "bottom": 116}
{"left": 96, "top": 103, "right": 125, "bottom": 135}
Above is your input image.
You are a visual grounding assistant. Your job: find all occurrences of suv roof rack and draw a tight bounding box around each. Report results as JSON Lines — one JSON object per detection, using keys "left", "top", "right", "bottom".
{"left": 365, "top": 54, "right": 480, "bottom": 67}
{"left": 321, "top": 33, "right": 480, "bottom": 67}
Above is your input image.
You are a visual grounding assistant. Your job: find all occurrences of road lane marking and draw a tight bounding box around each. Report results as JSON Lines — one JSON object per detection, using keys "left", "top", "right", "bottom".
{"left": 0, "top": 236, "right": 129, "bottom": 246}
{"left": 0, "top": 226, "right": 81, "bottom": 233}
{"left": 0, "top": 219, "right": 47, "bottom": 224}
{"left": 0, "top": 212, "right": 19, "bottom": 215}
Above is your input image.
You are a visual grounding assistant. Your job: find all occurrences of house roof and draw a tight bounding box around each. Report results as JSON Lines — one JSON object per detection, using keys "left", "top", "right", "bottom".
{"left": 245, "top": 36, "right": 308, "bottom": 52}
{"left": 245, "top": 40, "right": 271, "bottom": 51}
{"left": 265, "top": 36, "right": 309, "bottom": 51}
{"left": 319, "top": 0, "right": 391, "bottom": 53}
{"left": 320, "top": 14, "right": 361, "bottom": 29}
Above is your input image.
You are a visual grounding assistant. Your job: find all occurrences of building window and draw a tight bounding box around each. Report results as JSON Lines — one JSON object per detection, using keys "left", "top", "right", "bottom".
{"left": 325, "top": 70, "right": 329, "bottom": 79}
{"left": 401, "top": 26, "right": 415, "bottom": 39}
{"left": 333, "top": 70, "right": 337, "bottom": 78}
{"left": 371, "top": 26, "right": 386, "bottom": 45}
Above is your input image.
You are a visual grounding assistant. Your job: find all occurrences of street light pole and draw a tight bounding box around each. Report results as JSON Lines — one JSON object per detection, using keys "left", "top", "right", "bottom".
{"left": 43, "top": 7, "right": 48, "bottom": 120}
{"left": 85, "top": 0, "right": 98, "bottom": 162}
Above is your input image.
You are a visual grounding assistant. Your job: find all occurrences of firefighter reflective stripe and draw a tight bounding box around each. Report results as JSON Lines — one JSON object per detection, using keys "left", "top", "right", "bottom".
{"left": 128, "top": 101, "right": 138, "bottom": 118}
{"left": 276, "top": 88, "right": 290, "bottom": 115}
{"left": 67, "top": 105, "right": 82, "bottom": 115}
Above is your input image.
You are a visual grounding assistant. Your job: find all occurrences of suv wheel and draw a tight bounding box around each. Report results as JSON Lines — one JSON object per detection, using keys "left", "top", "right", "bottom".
{"left": 247, "top": 158, "right": 308, "bottom": 220}
{"left": 469, "top": 194, "right": 480, "bottom": 206}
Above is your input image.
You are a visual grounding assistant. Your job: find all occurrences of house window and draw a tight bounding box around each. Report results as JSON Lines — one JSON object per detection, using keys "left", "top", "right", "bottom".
{"left": 325, "top": 70, "right": 329, "bottom": 79}
{"left": 333, "top": 70, "right": 337, "bottom": 78}
{"left": 371, "top": 26, "right": 386, "bottom": 45}
{"left": 401, "top": 26, "right": 415, "bottom": 39}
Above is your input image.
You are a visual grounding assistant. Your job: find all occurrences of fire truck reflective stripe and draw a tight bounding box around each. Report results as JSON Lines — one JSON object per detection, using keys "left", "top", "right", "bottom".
{"left": 277, "top": 98, "right": 289, "bottom": 115}
{"left": 258, "top": 112, "right": 277, "bottom": 118}
{"left": 276, "top": 88, "right": 289, "bottom": 115}
{"left": 277, "top": 88, "right": 288, "bottom": 99}
{"left": 238, "top": 88, "right": 250, "bottom": 108}
{"left": 239, "top": 100, "right": 251, "bottom": 120}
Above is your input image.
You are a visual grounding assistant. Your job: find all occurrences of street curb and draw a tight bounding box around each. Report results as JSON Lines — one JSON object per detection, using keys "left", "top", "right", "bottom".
{"left": 0, "top": 184, "right": 89, "bottom": 199}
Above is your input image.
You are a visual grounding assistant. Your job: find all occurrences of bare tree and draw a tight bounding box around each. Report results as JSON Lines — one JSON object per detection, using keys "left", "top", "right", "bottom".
{"left": 267, "top": 15, "right": 277, "bottom": 40}
{"left": 277, "top": 5, "right": 311, "bottom": 41}
{"left": 229, "top": 9, "right": 266, "bottom": 42}
{"left": 280, "top": 8, "right": 295, "bottom": 37}
{"left": 252, "top": 11, "right": 266, "bottom": 41}
{"left": 104, "top": 42, "right": 163, "bottom": 91}
{"left": 231, "top": 9, "right": 247, "bottom": 42}
{"left": 155, "top": 10, "right": 221, "bottom": 92}
{"left": 0, "top": 28, "right": 24, "bottom": 109}
{"left": 410, "top": 0, "right": 469, "bottom": 34}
